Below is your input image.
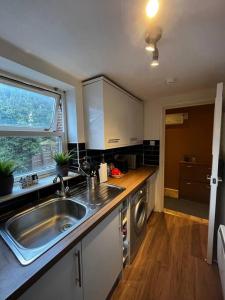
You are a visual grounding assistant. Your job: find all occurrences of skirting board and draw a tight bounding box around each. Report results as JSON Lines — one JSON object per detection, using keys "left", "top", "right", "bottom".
{"left": 164, "top": 188, "right": 179, "bottom": 199}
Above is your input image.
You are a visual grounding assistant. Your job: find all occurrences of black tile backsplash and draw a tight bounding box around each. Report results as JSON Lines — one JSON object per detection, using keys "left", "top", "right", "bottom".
{"left": 143, "top": 140, "right": 160, "bottom": 166}
{"left": 0, "top": 175, "right": 85, "bottom": 221}
{"left": 0, "top": 140, "right": 159, "bottom": 218}
{"left": 68, "top": 143, "right": 85, "bottom": 168}
{"left": 86, "top": 144, "right": 144, "bottom": 164}
{"left": 68, "top": 140, "right": 160, "bottom": 167}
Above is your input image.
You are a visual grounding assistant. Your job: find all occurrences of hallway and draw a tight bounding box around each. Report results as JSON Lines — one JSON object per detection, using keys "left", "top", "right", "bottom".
{"left": 111, "top": 212, "right": 222, "bottom": 300}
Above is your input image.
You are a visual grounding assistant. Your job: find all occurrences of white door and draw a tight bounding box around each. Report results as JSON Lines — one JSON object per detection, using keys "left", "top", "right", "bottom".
{"left": 207, "top": 82, "right": 224, "bottom": 264}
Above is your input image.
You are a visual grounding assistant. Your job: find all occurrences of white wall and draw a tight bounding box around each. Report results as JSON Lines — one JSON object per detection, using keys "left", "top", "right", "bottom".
{"left": 0, "top": 37, "right": 85, "bottom": 143}
{"left": 144, "top": 87, "right": 216, "bottom": 211}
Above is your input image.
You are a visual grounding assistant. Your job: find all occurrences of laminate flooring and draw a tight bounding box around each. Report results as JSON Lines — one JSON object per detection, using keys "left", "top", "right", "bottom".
{"left": 111, "top": 212, "right": 222, "bottom": 300}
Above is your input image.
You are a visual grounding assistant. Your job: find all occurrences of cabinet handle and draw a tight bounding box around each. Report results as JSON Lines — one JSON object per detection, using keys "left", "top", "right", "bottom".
{"left": 119, "top": 208, "right": 122, "bottom": 232}
{"left": 186, "top": 182, "right": 191, "bottom": 185}
{"left": 130, "top": 137, "right": 138, "bottom": 142}
{"left": 75, "top": 250, "right": 82, "bottom": 287}
{"left": 108, "top": 138, "right": 120, "bottom": 143}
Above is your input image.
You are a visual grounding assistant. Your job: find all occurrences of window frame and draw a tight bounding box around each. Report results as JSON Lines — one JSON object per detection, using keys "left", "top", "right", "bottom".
{"left": 0, "top": 75, "right": 67, "bottom": 180}
{"left": 0, "top": 78, "right": 61, "bottom": 132}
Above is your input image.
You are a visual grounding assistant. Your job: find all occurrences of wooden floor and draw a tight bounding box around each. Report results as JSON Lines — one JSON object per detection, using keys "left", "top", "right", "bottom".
{"left": 111, "top": 212, "right": 222, "bottom": 300}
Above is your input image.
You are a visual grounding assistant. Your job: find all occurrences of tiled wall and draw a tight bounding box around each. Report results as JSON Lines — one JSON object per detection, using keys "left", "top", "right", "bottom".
{"left": 1, "top": 141, "right": 160, "bottom": 219}
{"left": 143, "top": 140, "right": 160, "bottom": 165}
{"left": 0, "top": 176, "right": 85, "bottom": 221}
{"left": 68, "top": 143, "right": 86, "bottom": 168}
{"left": 68, "top": 140, "right": 160, "bottom": 167}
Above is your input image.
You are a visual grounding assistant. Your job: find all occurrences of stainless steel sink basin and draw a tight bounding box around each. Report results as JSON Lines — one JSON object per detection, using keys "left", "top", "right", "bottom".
{"left": 0, "top": 182, "right": 125, "bottom": 265}
{"left": 0, "top": 198, "right": 89, "bottom": 265}
{"left": 69, "top": 182, "right": 125, "bottom": 207}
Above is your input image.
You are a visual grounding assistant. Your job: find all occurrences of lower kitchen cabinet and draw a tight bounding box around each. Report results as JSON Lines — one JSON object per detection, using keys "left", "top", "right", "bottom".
{"left": 19, "top": 243, "right": 83, "bottom": 300}
{"left": 82, "top": 206, "right": 123, "bottom": 300}
{"left": 19, "top": 206, "right": 122, "bottom": 300}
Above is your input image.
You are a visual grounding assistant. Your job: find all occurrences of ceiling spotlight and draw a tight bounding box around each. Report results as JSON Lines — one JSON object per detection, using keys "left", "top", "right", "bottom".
{"left": 146, "top": 0, "right": 159, "bottom": 18}
{"left": 151, "top": 48, "right": 159, "bottom": 67}
{"left": 145, "top": 28, "right": 162, "bottom": 52}
{"left": 145, "top": 42, "right": 155, "bottom": 52}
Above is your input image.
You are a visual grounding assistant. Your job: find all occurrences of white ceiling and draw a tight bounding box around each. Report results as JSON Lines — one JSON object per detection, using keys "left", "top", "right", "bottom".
{"left": 0, "top": 0, "right": 224, "bottom": 100}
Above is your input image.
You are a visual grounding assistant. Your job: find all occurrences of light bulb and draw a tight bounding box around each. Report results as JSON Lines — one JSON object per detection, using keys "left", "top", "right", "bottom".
{"left": 145, "top": 43, "right": 155, "bottom": 52}
{"left": 146, "top": 0, "right": 159, "bottom": 18}
{"left": 151, "top": 60, "right": 159, "bottom": 67}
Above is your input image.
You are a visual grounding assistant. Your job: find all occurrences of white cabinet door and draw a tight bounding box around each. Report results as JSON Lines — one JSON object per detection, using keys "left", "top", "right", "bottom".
{"left": 83, "top": 80, "right": 105, "bottom": 149}
{"left": 19, "top": 243, "right": 83, "bottom": 300}
{"left": 82, "top": 206, "right": 123, "bottom": 300}
{"left": 128, "top": 97, "right": 144, "bottom": 145}
{"left": 104, "top": 81, "right": 130, "bottom": 148}
{"left": 83, "top": 77, "right": 144, "bottom": 150}
{"left": 136, "top": 100, "right": 144, "bottom": 143}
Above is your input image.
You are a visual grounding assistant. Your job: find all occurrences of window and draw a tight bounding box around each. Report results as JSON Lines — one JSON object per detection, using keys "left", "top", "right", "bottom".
{"left": 0, "top": 79, "right": 65, "bottom": 177}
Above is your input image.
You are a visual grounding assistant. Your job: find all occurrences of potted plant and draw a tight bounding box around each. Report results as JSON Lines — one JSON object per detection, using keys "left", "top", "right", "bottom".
{"left": 53, "top": 151, "right": 73, "bottom": 177}
{"left": 0, "top": 160, "right": 16, "bottom": 196}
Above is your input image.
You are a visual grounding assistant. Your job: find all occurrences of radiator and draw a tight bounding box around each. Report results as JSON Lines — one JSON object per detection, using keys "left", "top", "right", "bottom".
{"left": 218, "top": 225, "right": 225, "bottom": 299}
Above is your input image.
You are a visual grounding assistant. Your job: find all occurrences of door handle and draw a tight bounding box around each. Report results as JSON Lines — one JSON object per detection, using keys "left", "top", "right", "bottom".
{"left": 75, "top": 250, "right": 82, "bottom": 287}
{"left": 206, "top": 176, "right": 222, "bottom": 183}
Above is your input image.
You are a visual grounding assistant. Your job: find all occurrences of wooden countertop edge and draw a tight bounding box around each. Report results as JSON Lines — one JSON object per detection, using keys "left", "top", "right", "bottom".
{"left": 0, "top": 167, "right": 158, "bottom": 300}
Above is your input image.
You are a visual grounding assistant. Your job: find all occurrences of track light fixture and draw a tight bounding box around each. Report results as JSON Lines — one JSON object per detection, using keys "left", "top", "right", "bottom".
{"left": 145, "top": 27, "right": 162, "bottom": 53}
{"left": 145, "top": 38, "right": 155, "bottom": 52}
{"left": 145, "top": 27, "right": 162, "bottom": 67}
{"left": 151, "top": 48, "right": 159, "bottom": 67}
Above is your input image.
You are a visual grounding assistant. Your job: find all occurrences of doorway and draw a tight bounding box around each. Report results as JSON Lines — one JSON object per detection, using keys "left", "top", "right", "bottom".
{"left": 164, "top": 104, "right": 214, "bottom": 220}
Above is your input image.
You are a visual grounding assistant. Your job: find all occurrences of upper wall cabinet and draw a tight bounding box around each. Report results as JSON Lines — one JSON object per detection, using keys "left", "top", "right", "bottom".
{"left": 83, "top": 77, "right": 144, "bottom": 149}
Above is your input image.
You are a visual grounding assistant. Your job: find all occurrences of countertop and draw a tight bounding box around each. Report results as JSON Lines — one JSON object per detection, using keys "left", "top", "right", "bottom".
{"left": 0, "top": 166, "right": 157, "bottom": 300}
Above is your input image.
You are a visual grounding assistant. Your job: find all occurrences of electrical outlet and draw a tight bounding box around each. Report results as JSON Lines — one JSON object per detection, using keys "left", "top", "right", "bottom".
{"left": 150, "top": 140, "right": 155, "bottom": 146}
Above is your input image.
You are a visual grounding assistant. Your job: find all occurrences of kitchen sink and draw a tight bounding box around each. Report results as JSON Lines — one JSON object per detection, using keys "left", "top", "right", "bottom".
{"left": 0, "top": 198, "right": 90, "bottom": 265}
{"left": 0, "top": 183, "right": 125, "bottom": 265}
{"left": 69, "top": 182, "right": 125, "bottom": 207}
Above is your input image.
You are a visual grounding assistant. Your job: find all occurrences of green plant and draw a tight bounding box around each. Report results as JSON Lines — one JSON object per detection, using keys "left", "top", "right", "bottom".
{"left": 52, "top": 151, "right": 73, "bottom": 166}
{"left": 0, "top": 160, "right": 16, "bottom": 177}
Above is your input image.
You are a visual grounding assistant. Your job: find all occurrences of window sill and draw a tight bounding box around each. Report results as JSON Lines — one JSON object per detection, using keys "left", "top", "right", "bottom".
{"left": 0, "top": 172, "right": 79, "bottom": 204}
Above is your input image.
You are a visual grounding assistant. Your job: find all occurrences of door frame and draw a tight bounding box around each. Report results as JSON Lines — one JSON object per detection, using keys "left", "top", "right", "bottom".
{"left": 159, "top": 99, "right": 217, "bottom": 262}
{"left": 158, "top": 102, "right": 215, "bottom": 207}
{"left": 158, "top": 99, "right": 215, "bottom": 214}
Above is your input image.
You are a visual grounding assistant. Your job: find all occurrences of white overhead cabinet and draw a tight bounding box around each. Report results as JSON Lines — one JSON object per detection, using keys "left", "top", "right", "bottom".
{"left": 83, "top": 77, "right": 144, "bottom": 149}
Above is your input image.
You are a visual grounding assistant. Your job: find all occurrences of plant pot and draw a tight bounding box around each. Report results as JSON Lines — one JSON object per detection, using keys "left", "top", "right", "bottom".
{"left": 56, "top": 164, "right": 69, "bottom": 177}
{"left": 0, "top": 175, "right": 14, "bottom": 197}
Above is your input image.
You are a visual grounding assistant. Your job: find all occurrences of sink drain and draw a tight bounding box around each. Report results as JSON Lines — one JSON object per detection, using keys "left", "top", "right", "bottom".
{"left": 61, "top": 223, "right": 73, "bottom": 232}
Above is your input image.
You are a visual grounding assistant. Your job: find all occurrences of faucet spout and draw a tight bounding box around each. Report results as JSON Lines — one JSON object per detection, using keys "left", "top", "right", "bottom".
{"left": 53, "top": 174, "right": 69, "bottom": 198}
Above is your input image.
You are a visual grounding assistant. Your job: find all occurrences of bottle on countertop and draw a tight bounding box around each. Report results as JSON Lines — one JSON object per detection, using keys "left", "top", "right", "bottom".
{"left": 99, "top": 154, "right": 108, "bottom": 183}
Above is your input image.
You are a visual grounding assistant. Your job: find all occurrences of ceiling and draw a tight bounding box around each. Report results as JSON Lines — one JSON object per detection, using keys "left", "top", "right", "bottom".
{"left": 0, "top": 0, "right": 224, "bottom": 100}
